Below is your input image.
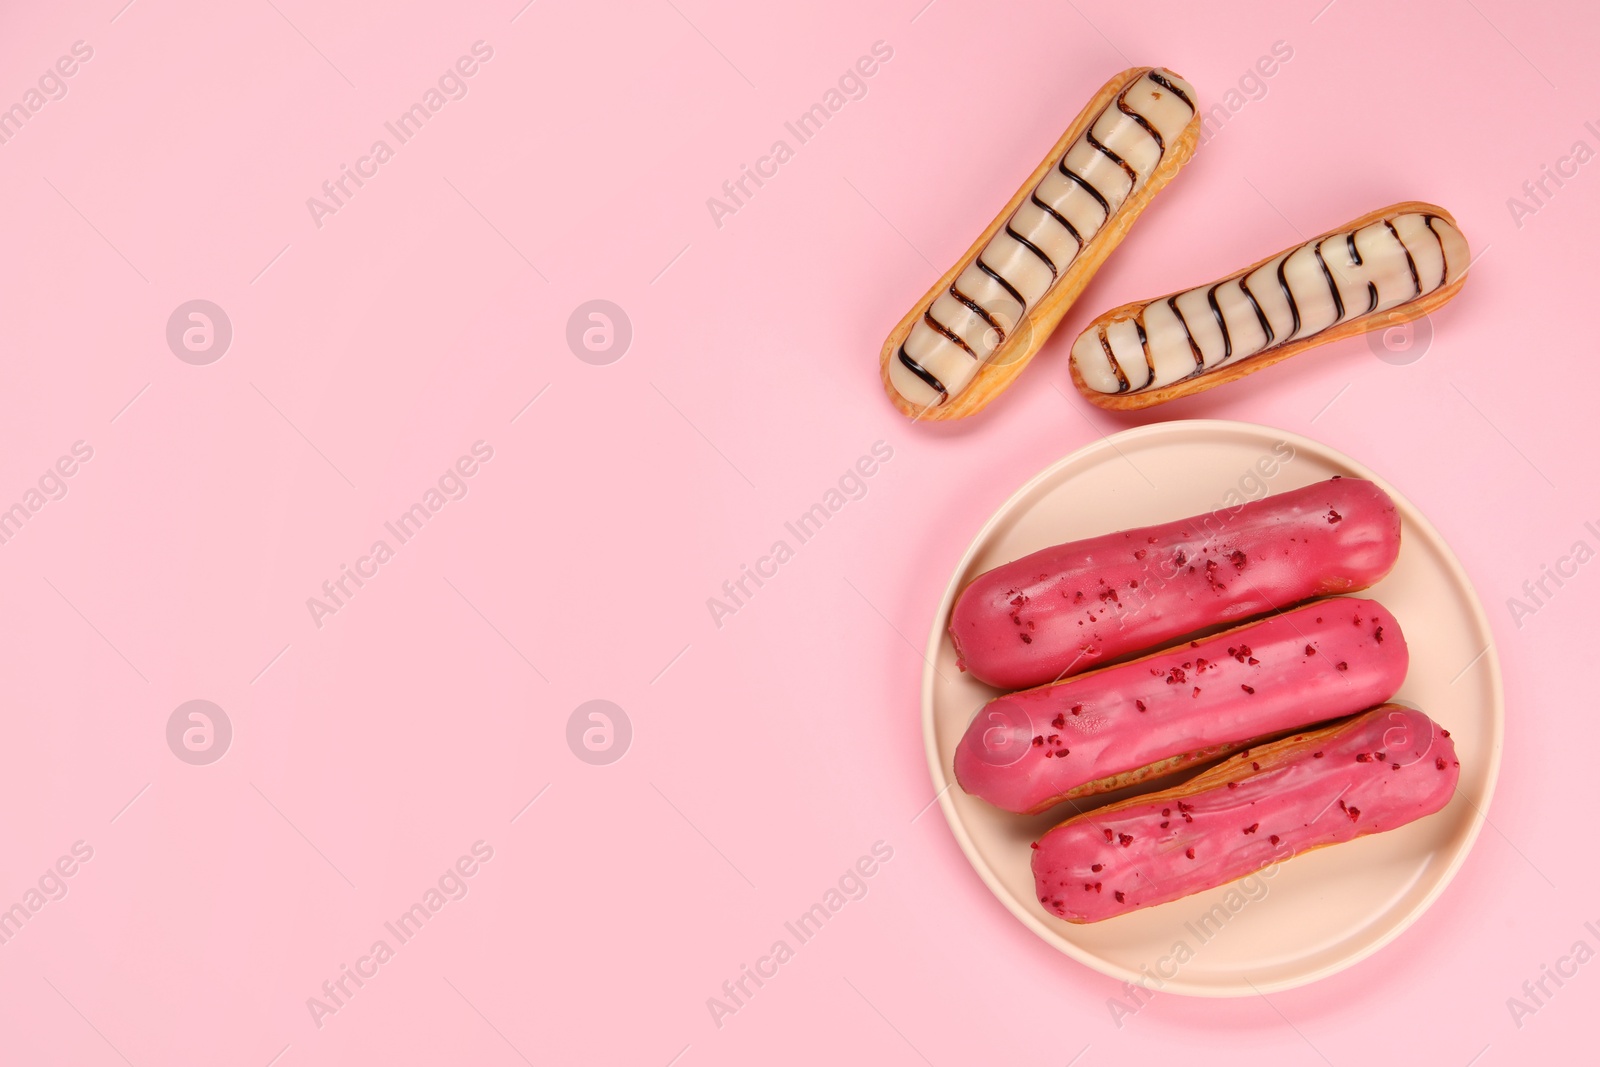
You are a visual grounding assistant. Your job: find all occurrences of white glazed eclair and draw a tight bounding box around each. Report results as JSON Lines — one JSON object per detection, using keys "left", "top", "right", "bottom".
{"left": 880, "top": 67, "right": 1201, "bottom": 421}
{"left": 1068, "top": 202, "right": 1471, "bottom": 408}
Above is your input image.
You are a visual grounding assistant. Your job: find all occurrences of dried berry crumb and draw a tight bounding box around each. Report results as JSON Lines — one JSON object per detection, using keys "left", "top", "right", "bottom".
{"left": 1375, "top": 752, "right": 1386, "bottom": 761}
{"left": 1159, "top": 821, "right": 1169, "bottom": 829}
{"left": 1052, "top": 714, "right": 1065, "bottom": 729}
{"left": 1375, "top": 626, "right": 1385, "bottom": 644}
{"left": 1030, "top": 841, "right": 1040, "bottom": 850}
{"left": 1103, "top": 829, "right": 1113, "bottom": 842}
{"left": 1312, "top": 751, "right": 1324, "bottom": 759}
{"left": 1020, "top": 633, "right": 1033, "bottom": 644}
{"left": 1346, "top": 805, "right": 1361, "bottom": 822}
{"left": 1227, "top": 782, "right": 1239, "bottom": 790}
{"left": 1355, "top": 753, "right": 1371, "bottom": 763}
{"left": 1071, "top": 705, "right": 1083, "bottom": 716}
{"left": 1327, "top": 508, "right": 1342, "bottom": 524}
{"left": 1192, "top": 686, "right": 1201, "bottom": 698}
{"left": 1304, "top": 644, "right": 1315, "bottom": 656}
{"left": 1336, "top": 661, "right": 1349, "bottom": 671}
{"left": 1230, "top": 550, "right": 1248, "bottom": 570}
{"left": 1185, "top": 847, "right": 1196, "bottom": 859}
{"left": 1114, "top": 890, "right": 1126, "bottom": 903}
{"left": 1435, "top": 757, "right": 1447, "bottom": 770}
{"left": 1241, "top": 684, "right": 1255, "bottom": 695}
{"left": 1269, "top": 834, "right": 1280, "bottom": 845}
{"left": 1243, "top": 823, "right": 1259, "bottom": 834}
{"left": 1091, "top": 863, "right": 1103, "bottom": 872}
{"left": 1251, "top": 761, "right": 1260, "bottom": 771}
{"left": 1119, "top": 833, "right": 1134, "bottom": 847}
{"left": 1032, "top": 736, "right": 1043, "bottom": 747}
{"left": 1135, "top": 700, "right": 1147, "bottom": 713}
{"left": 1134, "top": 549, "right": 1147, "bottom": 560}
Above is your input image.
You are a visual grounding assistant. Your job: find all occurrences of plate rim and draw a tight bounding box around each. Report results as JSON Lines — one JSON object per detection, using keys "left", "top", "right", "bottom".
{"left": 919, "top": 418, "right": 1505, "bottom": 998}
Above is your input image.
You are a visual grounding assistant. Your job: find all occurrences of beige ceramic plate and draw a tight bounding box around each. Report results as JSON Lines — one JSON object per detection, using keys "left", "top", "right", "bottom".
{"left": 922, "top": 420, "right": 1502, "bottom": 996}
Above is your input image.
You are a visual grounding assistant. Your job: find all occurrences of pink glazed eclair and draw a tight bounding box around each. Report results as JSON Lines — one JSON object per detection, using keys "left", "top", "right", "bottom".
{"left": 954, "top": 597, "right": 1406, "bottom": 813}
{"left": 1031, "top": 704, "right": 1459, "bottom": 923}
{"left": 949, "top": 476, "right": 1400, "bottom": 690}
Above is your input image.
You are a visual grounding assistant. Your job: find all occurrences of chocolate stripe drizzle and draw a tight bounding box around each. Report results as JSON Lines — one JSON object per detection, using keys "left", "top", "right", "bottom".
{"left": 1134, "top": 311, "right": 1156, "bottom": 388}
{"left": 1098, "top": 327, "right": 1131, "bottom": 392}
{"left": 1205, "top": 283, "right": 1233, "bottom": 362}
{"left": 924, "top": 310, "right": 977, "bottom": 359}
{"left": 1058, "top": 161, "right": 1111, "bottom": 218}
{"left": 1147, "top": 70, "right": 1194, "bottom": 108}
{"left": 1167, "top": 295, "right": 1205, "bottom": 370}
{"left": 1116, "top": 92, "right": 1164, "bottom": 152}
{"left": 1029, "top": 191, "right": 1085, "bottom": 253}
{"left": 1274, "top": 255, "right": 1303, "bottom": 341}
{"left": 1312, "top": 240, "right": 1346, "bottom": 321}
{"left": 1086, "top": 128, "right": 1138, "bottom": 185}
{"left": 951, "top": 287, "right": 1004, "bottom": 342}
{"left": 1005, "top": 222, "right": 1059, "bottom": 279}
{"left": 1239, "top": 275, "right": 1276, "bottom": 347}
{"left": 1384, "top": 219, "right": 1422, "bottom": 297}
{"left": 1423, "top": 215, "right": 1452, "bottom": 284}
{"left": 1346, "top": 233, "right": 1378, "bottom": 313}
{"left": 896, "top": 345, "right": 947, "bottom": 401}
{"left": 977, "top": 257, "right": 1028, "bottom": 311}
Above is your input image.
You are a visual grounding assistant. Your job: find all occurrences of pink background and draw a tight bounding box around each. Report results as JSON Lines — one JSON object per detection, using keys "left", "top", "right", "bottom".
{"left": 1, "top": 0, "right": 1594, "bottom": 1063}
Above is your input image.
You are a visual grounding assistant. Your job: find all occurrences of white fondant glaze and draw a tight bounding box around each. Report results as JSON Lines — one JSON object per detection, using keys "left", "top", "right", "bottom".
{"left": 892, "top": 69, "right": 1196, "bottom": 408}
{"left": 1072, "top": 212, "right": 1469, "bottom": 395}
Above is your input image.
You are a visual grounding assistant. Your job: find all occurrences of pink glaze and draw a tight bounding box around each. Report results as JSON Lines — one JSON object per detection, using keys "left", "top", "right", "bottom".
{"left": 1031, "top": 705, "right": 1459, "bottom": 923}
{"left": 949, "top": 477, "right": 1400, "bottom": 690}
{"left": 954, "top": 597, "right": 1407, "bottom": 813}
